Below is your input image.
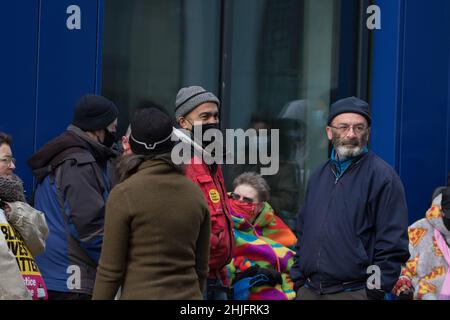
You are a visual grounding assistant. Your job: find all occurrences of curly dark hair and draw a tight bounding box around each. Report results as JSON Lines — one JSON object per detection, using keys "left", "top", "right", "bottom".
{"left": 0, "top": 132, "right": 12, "bottom": 146}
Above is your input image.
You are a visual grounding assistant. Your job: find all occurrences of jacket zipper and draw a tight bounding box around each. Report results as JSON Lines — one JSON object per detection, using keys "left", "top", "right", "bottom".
{"left": 212, "top": 170, "right": 234, "bottom": 274}
{"left": 318, "top": 155, "right": 366, "bottom": 292}
{"left": 331, "top": 156, "right": 365, "bottom": 184}
{"left": 318, "top": 157, "right": 365, "bottom": 292}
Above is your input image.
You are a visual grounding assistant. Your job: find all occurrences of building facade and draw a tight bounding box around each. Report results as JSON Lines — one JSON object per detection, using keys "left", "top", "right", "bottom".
{"left": 1, "top": 0, "right": 450, "bottom": 223}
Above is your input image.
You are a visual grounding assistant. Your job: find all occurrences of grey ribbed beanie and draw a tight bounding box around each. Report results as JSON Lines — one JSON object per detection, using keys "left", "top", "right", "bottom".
{"left": 174, "top": 86, "right": 220, "bottom": 120}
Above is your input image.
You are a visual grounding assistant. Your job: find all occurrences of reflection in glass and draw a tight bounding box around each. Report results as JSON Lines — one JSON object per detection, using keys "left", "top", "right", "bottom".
{"left": 226, "top": 0, "right": 338, "bottom": 229}
{"left": 102, "top": 0, "right": 220, "bottom": 135}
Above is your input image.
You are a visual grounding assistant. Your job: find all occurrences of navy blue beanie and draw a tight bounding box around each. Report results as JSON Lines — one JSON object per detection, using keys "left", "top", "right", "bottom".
{"left": 72, "top": 95, "right": 119, "bottom": 131}
{"left": 327, "top": 97, "right": 371, "bottom": 126}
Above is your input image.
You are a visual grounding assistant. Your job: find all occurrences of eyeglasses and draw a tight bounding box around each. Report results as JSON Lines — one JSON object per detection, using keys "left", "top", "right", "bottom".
{"left": 329, "top": 124, "right": 368, "bottom": 135}
{"left": 230, "top": 192, "right": 255, "bottom": 203}
{"left": 0, "top": 157, "right": 16, "bottom": 166}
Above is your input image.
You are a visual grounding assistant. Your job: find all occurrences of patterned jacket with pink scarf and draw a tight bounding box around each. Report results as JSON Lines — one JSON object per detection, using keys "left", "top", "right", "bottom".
{"left": 400, "top": 193, "right": 450, "bottom": 300}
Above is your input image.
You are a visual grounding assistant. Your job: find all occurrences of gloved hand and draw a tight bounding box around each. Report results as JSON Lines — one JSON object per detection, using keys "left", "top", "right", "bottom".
{"left": 254, "top": 267, "right": 283, "bottom": 287}
{"left": 233, "top": 265, "right": 260, "bottom": 284}
{"left": 392, "top": 276, "right": 413, "bottom": 298}
{"left": 232, "top": 265, "right": 283, "bottom": 300}
{"left": 233, "top": 265, "right": 282, "bottom": 287}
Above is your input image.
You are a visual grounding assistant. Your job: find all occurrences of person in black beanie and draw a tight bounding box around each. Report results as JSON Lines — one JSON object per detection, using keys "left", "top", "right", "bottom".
{"left": 120, "top": 100, "right": 170, "bottom": 157}
{"left": 93, "top": 106, "right": 211, "bottom": 300}
{"left": 27, "top": 94, "right": 120, "bottom": 300}
{"left": 291, "top": 96, "right": 410, "bottom": 300}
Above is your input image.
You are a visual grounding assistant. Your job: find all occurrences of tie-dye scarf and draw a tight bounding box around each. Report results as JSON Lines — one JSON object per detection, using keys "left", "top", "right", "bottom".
{"left": 227, "top": 202, "right": 297, "bottom": 300}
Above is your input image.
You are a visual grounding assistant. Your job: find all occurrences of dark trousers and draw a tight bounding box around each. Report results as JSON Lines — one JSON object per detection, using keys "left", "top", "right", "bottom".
{"left": 47, "top": 290, "right": 92, "bottom": 300}
{"left": 296, "top": 286, "right": 368, "bottom": 300}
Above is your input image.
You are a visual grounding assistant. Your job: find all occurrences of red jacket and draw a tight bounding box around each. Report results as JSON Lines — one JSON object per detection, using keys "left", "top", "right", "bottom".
{"left": 184, "top": 156, "right": 234, "bottom": 285}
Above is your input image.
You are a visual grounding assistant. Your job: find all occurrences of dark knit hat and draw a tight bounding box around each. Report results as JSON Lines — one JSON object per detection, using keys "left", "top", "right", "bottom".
{"left": 129, "top": 107, "right": 175, "bottom": 156}
{"left": 175, "top": 86, "right": 220, "bottom": 120}
{"left": 72, "top": 95, "right": 119, "bottom": 131}
{"left": 327, "top": 96, "right": 371, "bottom": 126}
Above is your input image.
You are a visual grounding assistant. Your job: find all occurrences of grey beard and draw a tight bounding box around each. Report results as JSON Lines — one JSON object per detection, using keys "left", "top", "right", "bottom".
{"left": 335, "top": 145, "right": 364, "bottom": 158}
{"left": 333, "top": 131, "right": 369, "bottom": 159}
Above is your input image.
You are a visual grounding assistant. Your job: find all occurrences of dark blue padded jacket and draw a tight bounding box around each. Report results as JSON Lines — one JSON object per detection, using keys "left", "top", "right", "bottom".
{"left": 28, "top": 126, "right": 117, "bottom": 295}
{"left": 290, "top": 151, "right": 410, "bottom": 294}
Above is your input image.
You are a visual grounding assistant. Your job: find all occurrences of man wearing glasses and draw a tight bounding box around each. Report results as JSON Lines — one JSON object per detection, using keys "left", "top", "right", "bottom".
{"left": 291, "top": 96, "right": 410, "bottom": 300}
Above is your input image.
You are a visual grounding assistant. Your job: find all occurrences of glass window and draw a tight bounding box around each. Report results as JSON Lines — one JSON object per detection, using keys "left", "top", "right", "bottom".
{"left": 224, "top": 0, "right": 344, "bottom": 229}
{"left": 102, "top": 0, "right": 221, "bottom": 135}
{"left": 102, "top": 0, "right": 369, "bottom": 230}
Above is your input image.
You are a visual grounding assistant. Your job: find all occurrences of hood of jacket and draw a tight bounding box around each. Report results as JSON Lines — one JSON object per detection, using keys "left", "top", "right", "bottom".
{"left": 28, "top": 125, "right": 118, "bottom": 180}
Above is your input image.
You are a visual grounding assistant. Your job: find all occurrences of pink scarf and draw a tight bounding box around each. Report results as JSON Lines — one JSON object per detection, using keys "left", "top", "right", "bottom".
{"left": 434, "top": 228, "right": 450, "bottom": 300}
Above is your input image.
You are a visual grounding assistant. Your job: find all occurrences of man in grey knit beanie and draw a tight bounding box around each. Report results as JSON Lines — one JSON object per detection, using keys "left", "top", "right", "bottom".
{"left": 175, "top": 86, "right": 220, "bottom": 121}
{"left": 173, "top": 86, "right": 233, "bottom": 301}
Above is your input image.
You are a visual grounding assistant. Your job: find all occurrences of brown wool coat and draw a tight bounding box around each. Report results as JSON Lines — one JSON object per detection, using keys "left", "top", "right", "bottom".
{"left": 93, "top": 159, "right": 210, "bottom": 300}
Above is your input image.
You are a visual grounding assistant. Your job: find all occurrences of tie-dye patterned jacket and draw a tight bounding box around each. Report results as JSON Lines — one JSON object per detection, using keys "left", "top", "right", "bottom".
{"left": 227, "top": 202, "right": 297, "bottom": 300}
{"left": 400, "top": 193, "right": 450, "bottom": 299}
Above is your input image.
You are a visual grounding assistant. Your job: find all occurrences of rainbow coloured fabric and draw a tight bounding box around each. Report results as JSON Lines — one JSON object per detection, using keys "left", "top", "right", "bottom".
{"left": 227, "top": 202, "right": 297, "bottom": 300}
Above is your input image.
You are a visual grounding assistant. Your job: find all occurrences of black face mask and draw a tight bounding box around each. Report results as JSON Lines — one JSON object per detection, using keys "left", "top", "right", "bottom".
{"left": 191, "top": 123, "right": 221, "bottom": 148}
{"left": 102, "top": 129, "right": 117, "bottom": 148}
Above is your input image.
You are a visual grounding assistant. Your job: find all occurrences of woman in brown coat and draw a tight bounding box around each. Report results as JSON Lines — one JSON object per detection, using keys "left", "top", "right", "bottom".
{"left": 93, "top": 106, "right": 210, "bottom": 300}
